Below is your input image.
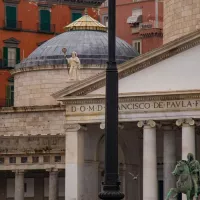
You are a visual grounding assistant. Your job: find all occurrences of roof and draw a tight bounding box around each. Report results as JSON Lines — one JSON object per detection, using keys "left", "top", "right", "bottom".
{"left": 52, "top": 29, "right": 200, "bottom": 98}
{"left": 16, "top": 30, "right": 139, "bottom": 68}
{"left": 64, "top": 14, "right": 107, "bottom": 32}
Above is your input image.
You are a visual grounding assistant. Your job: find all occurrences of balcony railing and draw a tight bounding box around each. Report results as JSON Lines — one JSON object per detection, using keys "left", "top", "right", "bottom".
{"left": 37, "top": 23, "right": 56, "bottom": 33}
{"left": 139, "top": 21, "right": 163, "bottom": 29}
{"left": 3, "top": 20, "right": 22, "bottom": 30}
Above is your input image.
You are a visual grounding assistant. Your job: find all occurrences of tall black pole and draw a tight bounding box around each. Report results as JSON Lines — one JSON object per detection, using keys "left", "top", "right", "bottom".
{"left": 99, "top": 0, "right": 124, "bottom": 199}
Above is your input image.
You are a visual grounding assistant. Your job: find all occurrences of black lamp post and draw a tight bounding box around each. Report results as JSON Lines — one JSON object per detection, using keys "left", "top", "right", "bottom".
{"left": 99, "top": 0, "right": 124, "bottom": 200}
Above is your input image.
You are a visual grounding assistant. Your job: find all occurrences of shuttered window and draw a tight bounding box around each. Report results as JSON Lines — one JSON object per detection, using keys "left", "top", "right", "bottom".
{"left": 6, "top": 6, "right": 17, "bottom": 28}
{"left": 3, "top": 47, "right": 20, "bottom": 67}
{"left": 6, "top": 84, "right": 14, "bottom": 107}
{"left": 40, "top": 10, "right": 51, "bottom": 32}
{"left": 72, "top": 12, "right": 82, "bottom": 22}
{"left": 3, "top": 47, "right": 8, "bottom": 67}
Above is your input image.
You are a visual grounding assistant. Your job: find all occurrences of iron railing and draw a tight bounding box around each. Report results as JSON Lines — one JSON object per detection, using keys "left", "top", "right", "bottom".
{"left": 3, "top": 20, "right": 22, "bottom": 30}
{"left": 37, "top": 23, "right": 56, "bottom": 33}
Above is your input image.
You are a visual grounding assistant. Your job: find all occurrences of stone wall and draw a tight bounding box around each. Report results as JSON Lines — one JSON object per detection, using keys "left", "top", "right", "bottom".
{"left": 14, "top": 68, "right": 103, "bottom": 107}
{"left": 164, "top": 0, "right": 200, "bottom": 44}
{"left": 0, "top": 110, "right": 65, "bottom": 136}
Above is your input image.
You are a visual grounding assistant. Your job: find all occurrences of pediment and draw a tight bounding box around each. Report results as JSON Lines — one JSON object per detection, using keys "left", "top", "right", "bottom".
{"left": 52, "top": 29, "right": 200, "bottom": 99}
{"left": 3, "top": 37, "right": 20, "bottom": 44}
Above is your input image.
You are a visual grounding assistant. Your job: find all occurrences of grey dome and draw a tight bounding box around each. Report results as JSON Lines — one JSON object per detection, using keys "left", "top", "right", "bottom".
{"left": 17, "top": 31, "right": 139, "bottom": 68}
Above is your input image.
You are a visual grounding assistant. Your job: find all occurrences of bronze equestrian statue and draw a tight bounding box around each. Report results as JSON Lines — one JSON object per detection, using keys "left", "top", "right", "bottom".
{"left": 165, "top": 153, "right": 200, "bottom": 200}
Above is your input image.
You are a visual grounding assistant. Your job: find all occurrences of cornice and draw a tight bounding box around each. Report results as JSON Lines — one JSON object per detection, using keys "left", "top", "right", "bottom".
{"left": 0, "top": 105, "right": 65, "bottom": 113}
{"left": 61, "top": 90, "right": 200, "bottom": 105}
{"left": 52, "top": 29, "right": 200, "bottom": 98}
{"left": 11, "top": 65, "right": 68, "bottom": 75}
{"left": 11, "top": 64, "right": 106, "bottom": 76}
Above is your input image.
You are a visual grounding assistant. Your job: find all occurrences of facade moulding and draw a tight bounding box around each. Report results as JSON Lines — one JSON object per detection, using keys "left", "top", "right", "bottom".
{"left": 0, "top": 105, "right": 65, "bottom": 113}
{"left": 11, "top": 64, "right": 106, "bottom": 75}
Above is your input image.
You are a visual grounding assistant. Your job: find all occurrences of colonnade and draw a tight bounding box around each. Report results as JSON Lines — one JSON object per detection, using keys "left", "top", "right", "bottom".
{"left": 14, "top": 169, "right": 59, "bottom": 200}
{"left": 63, "top": 118, "right": 197, "bottom": 200}
{"left": 138, "top": 118, "right": 196, "bottom": 200}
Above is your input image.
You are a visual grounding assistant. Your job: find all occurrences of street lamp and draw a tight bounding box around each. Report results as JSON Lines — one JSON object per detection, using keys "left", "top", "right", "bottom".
{"left": 99, "top": 0, "right": 124, "bottom": 200}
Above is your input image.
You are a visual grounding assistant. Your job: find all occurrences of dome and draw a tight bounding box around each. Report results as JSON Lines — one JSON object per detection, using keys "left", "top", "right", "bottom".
{"left": 17, "top": 15, "right": 139, "bottom": 68}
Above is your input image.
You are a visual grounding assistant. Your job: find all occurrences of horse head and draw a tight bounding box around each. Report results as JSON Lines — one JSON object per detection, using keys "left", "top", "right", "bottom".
{"left": 172, "top": 160, "right": 189, "bottom": 176}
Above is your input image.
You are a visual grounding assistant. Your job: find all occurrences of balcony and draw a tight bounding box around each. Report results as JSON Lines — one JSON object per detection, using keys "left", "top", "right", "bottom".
{"left": 37, "top": 23, "right": 56, "bottom": 34}
{"left": 139, "top": 21, "right": 163, "bottom": 37}
{"left": 3, "top": 20, "right": 22, "bottom": 31}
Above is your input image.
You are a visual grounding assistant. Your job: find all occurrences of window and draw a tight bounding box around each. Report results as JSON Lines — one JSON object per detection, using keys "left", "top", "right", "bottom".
{"left": 133, "top": 40, "right": 142, "bottom": 54}
{"left": 55, "top": 156, "right": 61, "bottom": 163}
{"left": 9, "top": 157, "right": 16, "bottom": 164}
{"left": 0, "top": 157, "right": 4, "bottom": 164}
{"left": 44, "top": 156, "right": 50, "bottom": 163}
{"left": 71, "top": 11, "right": 82, "bottom": 22}
{"left": 103, "top": 15, "right": 108, "bottom": 27}
{"left": 103, "top": 0, "right": 108, "bottom": 7}
{"left": 32, "top": 156, "right": 39, "bottom": 163}
{"left": 21, "top": 157, "right": 27, "bottom": 163}
{"left": 40, "top": 9, "right": 51, "bottom": 32}
{"left": 8, "top": 48, "right": 16, "bottom": 67}
{"left": 5, "top": 5, "right": 17, "bottom": 29}
{"left": 6, "top": 84, "right": 14, "bottom": 107}
{"left": 3, "top": 47, "right": 20, "bottom": 67}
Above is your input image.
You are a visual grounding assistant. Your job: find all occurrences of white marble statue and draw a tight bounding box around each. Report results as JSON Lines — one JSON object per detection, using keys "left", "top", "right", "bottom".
{"left": 66, "top": 51, "right": 81, "bottom": 81}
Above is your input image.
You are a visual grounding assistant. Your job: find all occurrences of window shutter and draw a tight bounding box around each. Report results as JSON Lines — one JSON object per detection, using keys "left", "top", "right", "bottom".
{"left": 6, "top": 85, "right": 11, "bottom": 106}
{"left": 16, "top": 48, "right": 20, "bottom": 64}
{"left": 40, "top": 10, "right": 50, "bottom": 32}
{"left": 3, "top": 47, "right": 8, "bottom": 67}
{"left": 6, "top": 6, "right": 17, "bottom": 28}
{"left": 72, "top": 12, "right": 82, "bottom": 22}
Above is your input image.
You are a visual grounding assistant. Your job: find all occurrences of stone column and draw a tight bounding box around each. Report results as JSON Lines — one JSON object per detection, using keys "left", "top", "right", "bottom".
{"left": 162, "top": 124, "right": 176, "bottom": 199}
{"left": 137, "top": 120, "right": 158, "bottom": 200}
{"left": 14, "top": 170, "right": 24, "bottom": 200}
{"left": 176, "top": 118, "right": 196, "bottom": 159}
{"left": 48, "top": 169, "right": 59, "bottom": 200}
{"left": 64, "top": 124, "right": 86, "bottom": 200}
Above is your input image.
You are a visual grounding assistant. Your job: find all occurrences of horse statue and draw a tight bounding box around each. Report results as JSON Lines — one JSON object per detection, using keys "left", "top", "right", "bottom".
{"left": 165, "top": 160, "right": 200, "bottom": 200}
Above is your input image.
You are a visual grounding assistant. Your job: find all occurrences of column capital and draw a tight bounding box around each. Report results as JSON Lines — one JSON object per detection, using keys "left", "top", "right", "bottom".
{"left": 137, "top": 120, "right": 156, "bottom": 128}
{"left": 176, "top": 118, "right": 195, "bottom": 127}
{"left": 100, "top": 123, "right": 124, "bottom": 130}
{"left": 64, "top": 123, "right": 87, "bottom": 132}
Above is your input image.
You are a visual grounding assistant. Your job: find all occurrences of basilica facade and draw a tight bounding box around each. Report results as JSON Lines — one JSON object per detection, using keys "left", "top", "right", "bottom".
{"left": 1, "top": 1, "right": 200, "bottom": 200}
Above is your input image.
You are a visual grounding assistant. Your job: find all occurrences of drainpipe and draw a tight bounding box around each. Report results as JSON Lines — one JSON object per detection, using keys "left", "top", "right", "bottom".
{"left": 155, "top": 0, "right": 158, "bottom": 28}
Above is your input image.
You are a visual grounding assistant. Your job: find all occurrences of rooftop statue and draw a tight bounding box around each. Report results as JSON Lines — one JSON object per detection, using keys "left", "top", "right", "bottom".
{"left": 67, "top": 51, "right": 81, "bottom": 81}
{"left": 165, "top": 153, "right": 200, "bottom": 200}
{"left": 62, "top": 49, "right": 81, "bottom": 81}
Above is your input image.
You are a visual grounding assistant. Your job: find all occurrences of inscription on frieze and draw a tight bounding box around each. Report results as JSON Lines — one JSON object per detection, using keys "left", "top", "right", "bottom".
{"left": 67, "top": 99, "right": 200, "bottom": 114}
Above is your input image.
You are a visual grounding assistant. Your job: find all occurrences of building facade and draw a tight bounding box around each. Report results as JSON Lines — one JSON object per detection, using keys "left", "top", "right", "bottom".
{"left": 0, "top": 0, "right": 98, "bottom": 107}
{"left": 0, "top": 14, "right": 139, "bottom": 200}
{"left": 1, "top": 0, "right": 200, "bottom": 200}
{"left": 99, "top": 0, "right": 163, "bottom": 54}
